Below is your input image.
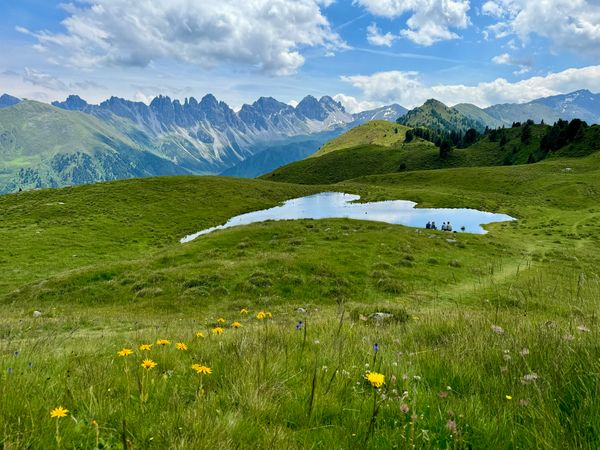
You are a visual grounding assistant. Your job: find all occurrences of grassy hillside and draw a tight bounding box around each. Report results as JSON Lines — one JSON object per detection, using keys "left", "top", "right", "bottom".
{"left": 312, "top": 121, "right": 409, "bottom": 157}
{"left": 0, "top": 101, "right": 140, "bottom": 158}
{"left": 1, "top": 153, "right": 599, "bottom": 447}
{"left": 0, "top": 177, "right": 322, "bottom": 295}
{"left": 0, "top": 101, "right": 186, "bottom": 193}
{"left": 261, "top": 126, "right": 541, "bottom": 185}
{"left": 264, "top": 121, "right": 600, "bottom": 185}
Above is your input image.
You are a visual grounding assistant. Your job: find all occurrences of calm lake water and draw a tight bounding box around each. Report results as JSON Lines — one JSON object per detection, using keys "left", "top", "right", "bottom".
{"left": 181, "top": 192, "right": 515, "bottom": 243}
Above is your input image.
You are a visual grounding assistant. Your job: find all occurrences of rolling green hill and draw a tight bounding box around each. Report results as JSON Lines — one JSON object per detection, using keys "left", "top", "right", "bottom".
{"left": 311, "top": 120, "right": 409, "bottom": 157}
{"left": 0, "top": 101, "right": 187, "bottom": 193}
{"left": 264, "top": 119, "right": 600, "bottom": 185}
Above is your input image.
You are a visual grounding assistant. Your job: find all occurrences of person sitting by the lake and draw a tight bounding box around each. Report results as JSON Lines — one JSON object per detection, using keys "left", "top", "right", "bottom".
{"left": 431, "top": 221, "right": 437, "bottom": 230}
{"left": 441, "top": 222, "right": 447, "bottom": 231}
{"left": 447, "top": 222, "right": 453, "bottom": 232}
{"left": 426, "top": 221, "right": 431, "bottom": 229}
{"left": 461, "top": 226, "right": 466, "bottom": 232}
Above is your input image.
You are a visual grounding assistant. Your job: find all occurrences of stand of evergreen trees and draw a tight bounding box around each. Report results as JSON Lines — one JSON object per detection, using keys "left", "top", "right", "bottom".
{"left": 404, "top": 118, "right": 592, "bottom": 161}
{"left": 405, "top": 127, "right": 480, "bottom": 158}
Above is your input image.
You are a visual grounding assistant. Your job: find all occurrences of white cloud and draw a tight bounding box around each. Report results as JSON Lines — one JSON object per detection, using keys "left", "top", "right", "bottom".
{"left": 481, "top": 1, "right": 505, "bottom": 17}
{"left": 492, "top": 53, "right": 511, "bottom": 65}
{"left": 367, "top": 23, "right": 396, "bottom": 47}
{"left": 333, "top": 93, "right": 381, "bottom": 113}
{"left": 18, "top": 0, "right": 344, "bottom": 76}
{"left": 355, "top": 0, "right": 471, "bottom": 45}
{"left": 482, "top": 0, "right": 600, "bottom": 58}
{"left": 491, "top": 53, "right": 531, "bottom": 75}
{"left": 341, "top": 66, "right": 600, "bottom": 108}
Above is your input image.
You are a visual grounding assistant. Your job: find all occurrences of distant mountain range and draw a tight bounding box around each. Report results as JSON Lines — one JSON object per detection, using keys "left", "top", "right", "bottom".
{"left": 1, "top": 89, "right": 599, "bottom": 193}
{"left": 0, "top": 93, "right": 407, "bottom": 192}
{"left": 400, "top": 90, "right": 600, "bottom": 134}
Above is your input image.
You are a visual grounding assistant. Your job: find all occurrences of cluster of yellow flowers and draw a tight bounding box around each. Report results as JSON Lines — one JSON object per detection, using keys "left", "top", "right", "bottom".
{"left": 256, "top": 311, "right": 272, "bottom": 320}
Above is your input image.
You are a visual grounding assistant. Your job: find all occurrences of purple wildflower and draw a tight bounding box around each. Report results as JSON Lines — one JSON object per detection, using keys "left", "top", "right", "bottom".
{"left": 373, "top": 343, "right": 379, "bottom": 352}
{"left": 295, "top": 321, "right": 303, "bottom": 331}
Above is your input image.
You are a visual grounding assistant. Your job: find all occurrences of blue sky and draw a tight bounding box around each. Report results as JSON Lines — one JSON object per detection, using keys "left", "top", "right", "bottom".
{"left": 2, "top": 0, "right": 600, "bottom": 111}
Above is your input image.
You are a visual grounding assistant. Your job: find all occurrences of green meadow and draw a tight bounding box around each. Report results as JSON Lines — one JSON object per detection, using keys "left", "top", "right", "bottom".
{"left": 1, "top": 152, "right": 599, "bottom": 448}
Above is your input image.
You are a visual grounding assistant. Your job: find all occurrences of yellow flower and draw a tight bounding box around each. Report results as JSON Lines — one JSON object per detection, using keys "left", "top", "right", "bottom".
{"left": 265, "top": 312, "right": 272, "bottom": 318}
{"left": 212, "top": 327, "right": 224, "bottom": 335}
{"left": 240, "top": 308, "right": 249, "bottom": 315}
{"left": 505, "top": 395, "right": 513, "bottom": 400}
{"left": 195, "top": 331, "right": 205, "bottom": 338}
{"left": 141, "top": 359, "right": 157, "bottom": 370}
{"left": 231, "top": 322, "right": 242, "bottom": 328}
{"left": 364, "top": 372, "right": 385, "bottom": 388}
{"left": 117, "top": 348, "right": 134, "bottom": 357}
{"left": 176, "top": 342, "right": 188, "bottom": 351}
{"left": 156, "top": 339, "right": 170, "bottom": 346}
{"left": 50, "top": 406, "right": 69, "bottom": 418}
{"left": 256, "top": 311, "right": 266, "bottom": 320}
{"left": 139, "top": 344, "right": 152, "bottom": 351}
{"left": 217, "top": 318, "right": 226, "bottom": 324}
{"left": 191, "top": 364, "right": 212, "bottom": 375}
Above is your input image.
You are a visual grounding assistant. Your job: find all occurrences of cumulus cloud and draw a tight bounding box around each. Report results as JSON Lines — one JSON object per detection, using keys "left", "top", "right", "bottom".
{"left": 17, "top": 0, "right": 344, "bottom": 75}
{"left": 367, "top": 23, "right": 396, "bottom": 47}
{"left": 333, "top": 93, "right": 382, "bottom": 113}
{"left": 482, "top": 0, "right": 600, "bottom": 58}
{"left": 355, "top": 0, "right": 471, "bottom": 45}
{"left": 341, "top": 66, "right": 600, "bottom": 108}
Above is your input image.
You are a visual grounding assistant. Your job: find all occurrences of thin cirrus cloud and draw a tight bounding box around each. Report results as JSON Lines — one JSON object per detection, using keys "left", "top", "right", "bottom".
{"left": 16, "top": 0, "right": 345, "bottom": 76}
{"left": 339, "top": 66, "right": 600, "bottom": 109}
{"left": 482, "top": 0, "right": 600, "bottom": 58}
{"left": 355, "top": 0, "right": 471, "bottom": 46}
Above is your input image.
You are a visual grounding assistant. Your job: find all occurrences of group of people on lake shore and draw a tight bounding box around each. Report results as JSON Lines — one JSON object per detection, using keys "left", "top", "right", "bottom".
{"left": 426, "top": 221, "right": 453, "bottom": 232}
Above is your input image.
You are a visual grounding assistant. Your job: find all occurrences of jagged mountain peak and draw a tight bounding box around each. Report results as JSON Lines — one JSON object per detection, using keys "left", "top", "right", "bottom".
{"left": 52, "top": 94, "right": 89, "bottom": 110}
{"left": 318, "top": 96, "right": 345, "bottom": 113}
{"left": 0, "top": 93, "right": 22, "bottom": 109}
{"left": 150, "top": 95, "right": 173, "bottom": 108}
{"left": 296, "top": 95, "right": 332, "bottom": 121}
{"left": 199, "top": 93, "right": 218, "bottom": 106}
